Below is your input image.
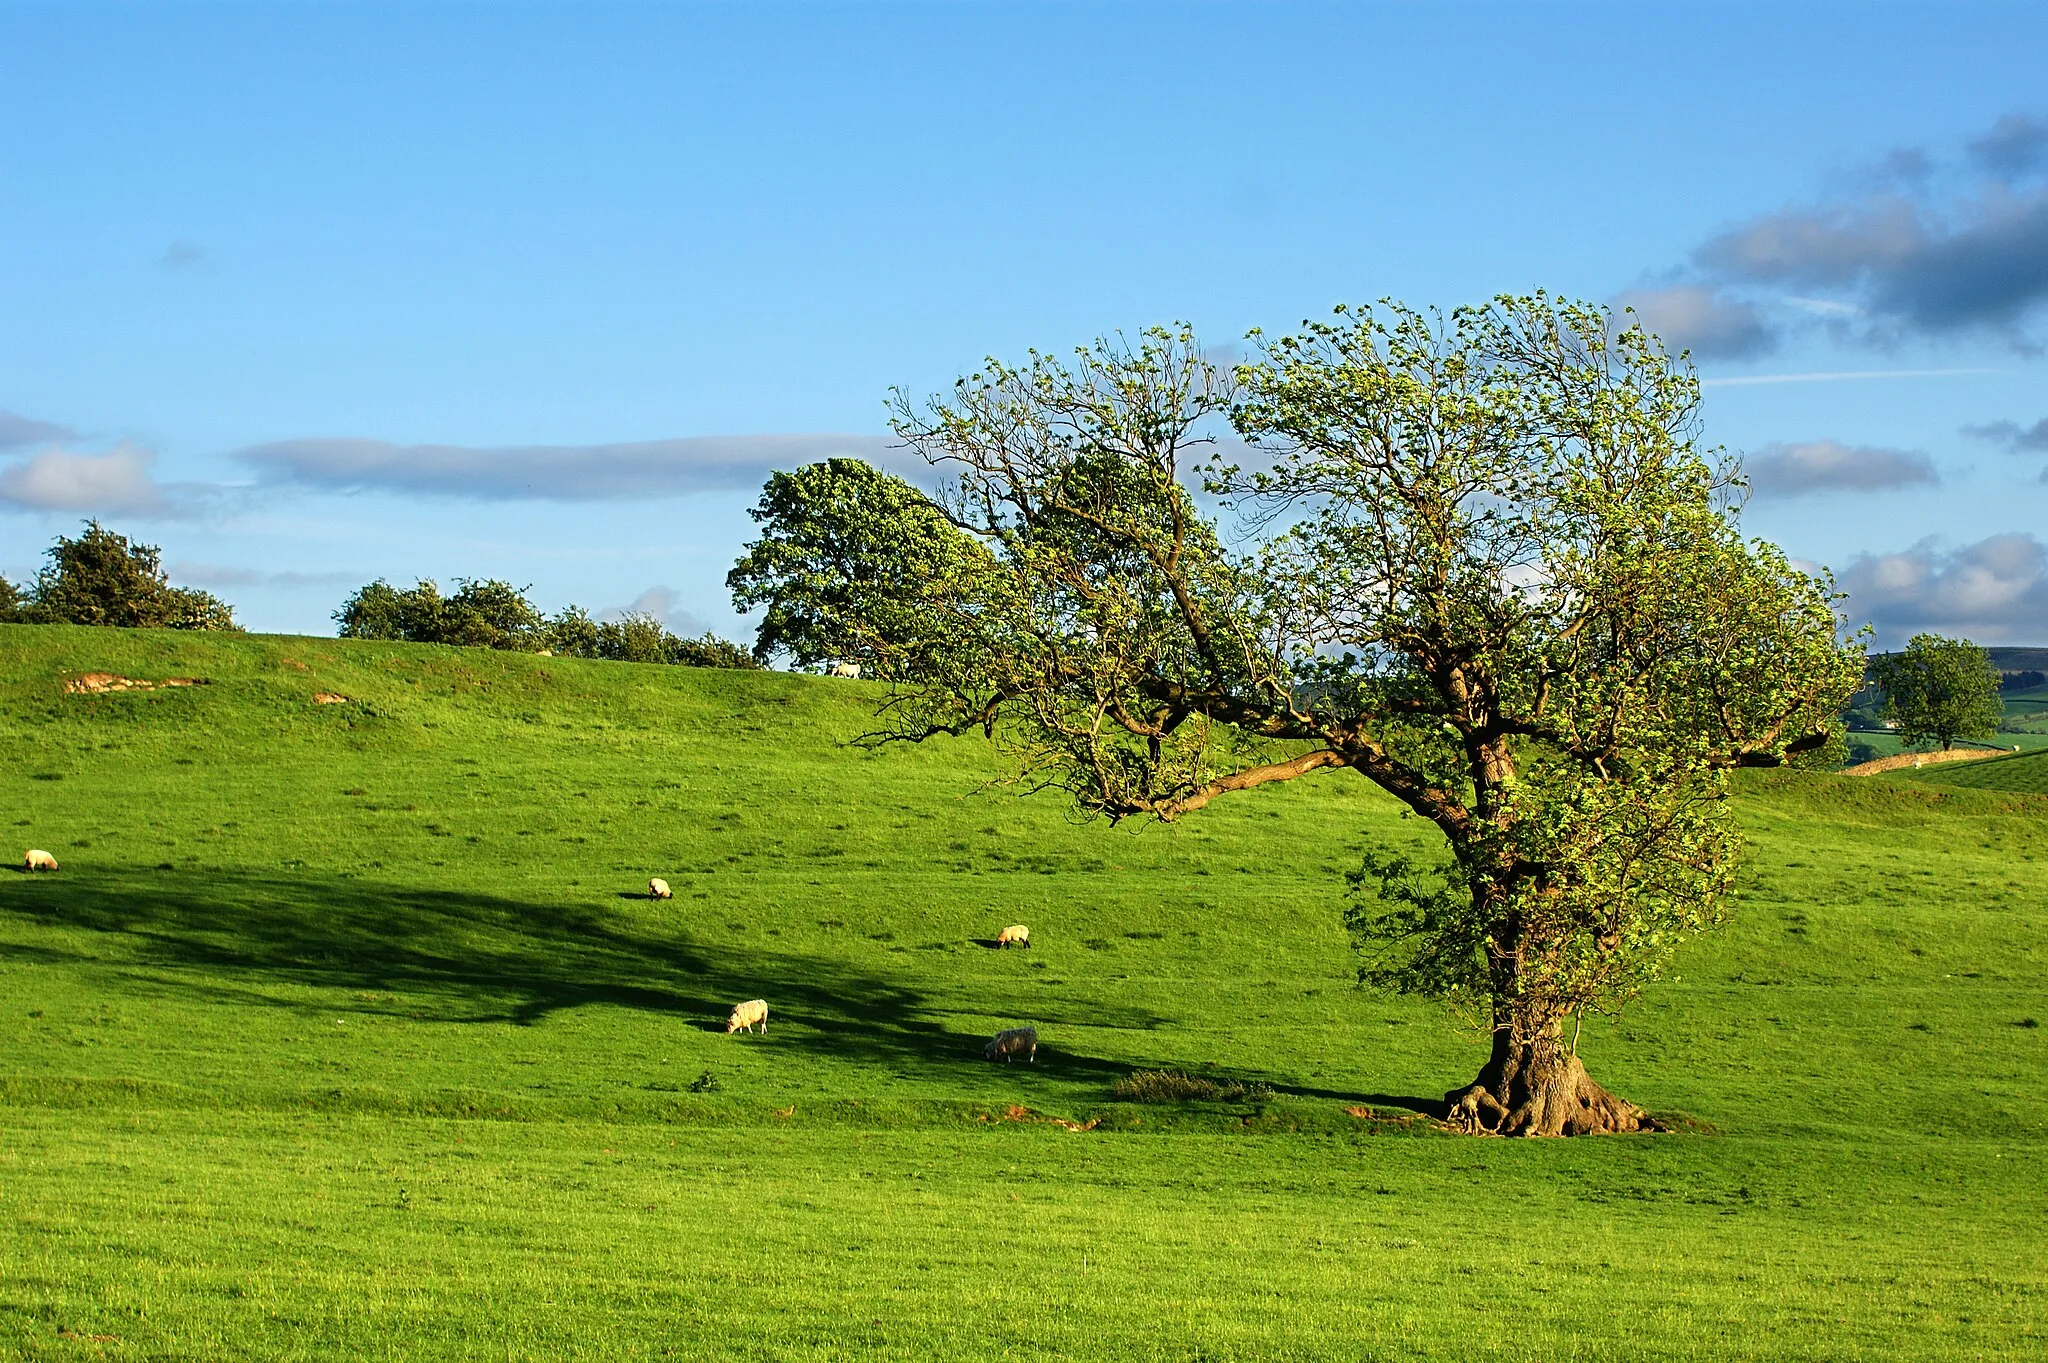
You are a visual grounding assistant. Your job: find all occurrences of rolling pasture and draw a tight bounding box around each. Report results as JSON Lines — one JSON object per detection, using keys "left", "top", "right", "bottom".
{"left": 1, "top": 625, "right": 2044, "bottom": 1360}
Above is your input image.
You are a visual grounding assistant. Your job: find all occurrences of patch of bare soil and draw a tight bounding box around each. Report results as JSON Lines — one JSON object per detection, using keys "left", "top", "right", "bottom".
{"left": 65, "top": 673, "right": 207, "bottom": 695}
{"left": 312, "top": 692, "right": 351, "bottom": 704}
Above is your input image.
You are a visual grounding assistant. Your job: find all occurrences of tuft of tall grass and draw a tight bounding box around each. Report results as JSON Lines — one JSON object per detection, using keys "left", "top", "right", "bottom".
{"left": 1112, "top": 1069, "right": 1275, "bottom": 1104}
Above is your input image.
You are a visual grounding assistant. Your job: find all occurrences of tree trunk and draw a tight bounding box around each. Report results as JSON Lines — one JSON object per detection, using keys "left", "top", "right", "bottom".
{"left": 1443, "top": 1021, "right": 1662, "bottom": 1137}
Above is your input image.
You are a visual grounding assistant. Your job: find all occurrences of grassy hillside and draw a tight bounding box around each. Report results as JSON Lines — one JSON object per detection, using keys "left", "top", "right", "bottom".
{"left": 1907, "top": 746, "right": 2048, "bottom": 793}
{"left": 2, "top": 624, "right": 2045, "bottom": 1360}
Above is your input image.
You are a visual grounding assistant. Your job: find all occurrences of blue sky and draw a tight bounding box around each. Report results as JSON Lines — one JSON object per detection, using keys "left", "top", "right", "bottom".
{"left": 4, "top": 1, "right": 2047, "bottom": 648}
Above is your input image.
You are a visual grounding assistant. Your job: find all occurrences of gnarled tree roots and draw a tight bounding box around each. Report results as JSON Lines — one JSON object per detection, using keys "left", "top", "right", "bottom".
{"left": 1444, "top": 1042, "right": 1664, "bottom": 1137}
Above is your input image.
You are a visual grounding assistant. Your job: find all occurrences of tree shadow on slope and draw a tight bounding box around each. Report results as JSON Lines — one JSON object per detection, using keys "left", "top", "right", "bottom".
{"left": 0, "top": 866, "right": 1143, "bottom": 1087}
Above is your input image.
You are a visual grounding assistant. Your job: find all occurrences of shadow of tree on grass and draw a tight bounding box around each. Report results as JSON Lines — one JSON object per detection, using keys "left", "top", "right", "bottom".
{"left": 0, "top": 866, "right": 1151, "bottom": 1090}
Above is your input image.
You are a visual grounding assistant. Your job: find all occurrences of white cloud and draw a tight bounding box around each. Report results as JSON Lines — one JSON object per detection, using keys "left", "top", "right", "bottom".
{"left": 1837, "top": 533, "right": 2048, "bottom": 647}
{"left": 169, "top": 561, "right": 361, "bottom": 590}
{"left": 236, "top": 433, "right": 921, "bottom": 501}
{"left": 601, "top": 585, "right": 709, "bottom": 637}
{"left": 1743, "top": 440, "right": 1938, "bottom": 497}
{"left": 0, "top": 444, "right": 177, "bottom": 516}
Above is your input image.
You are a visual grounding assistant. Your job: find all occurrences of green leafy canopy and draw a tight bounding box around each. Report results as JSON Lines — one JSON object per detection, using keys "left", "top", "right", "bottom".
{"left": 1871, "top": 633, "right": 2003, "bottom": 752}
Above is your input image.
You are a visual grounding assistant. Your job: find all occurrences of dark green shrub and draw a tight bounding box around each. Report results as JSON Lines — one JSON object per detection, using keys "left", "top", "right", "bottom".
{"left": 13, "top": 521, "right": 239, "bottom": 630}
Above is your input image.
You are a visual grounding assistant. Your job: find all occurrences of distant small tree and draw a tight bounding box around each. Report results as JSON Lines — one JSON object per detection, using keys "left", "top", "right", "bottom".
{"left": 338, "top": 576, "right": 758, "bottom": 668}
{"left": 334, "top": 580, "right": 414, "bottom": 639}
{"left": 20, "top": 521, "right": 239, "bottom": 630}
{"left": 439, "top": 579, "right": 543, "bottom": 650}
{"left": 668, "top": 632, "right": 760, "bottom": 670}
{"left": 543, "top": 604, "right": 601, "bottom": 657}
{"left": 1871, "top": 634, "right": 2003, "bottom": 751}
{"left": 0, "top": 574, "right": 27, "bottom": 623}
{"left": 727, "top": 457, "right": 992, "bottom": 677}
{"left": 594, "top": 611, "right": 675, "bottom": 664}
{"left": 336, "top": 577, "right": 538, "bottom": 648}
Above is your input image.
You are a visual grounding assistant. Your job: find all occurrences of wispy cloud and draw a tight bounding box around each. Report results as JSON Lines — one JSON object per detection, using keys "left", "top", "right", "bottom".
{"left": 0, "top": 408, "right": 76, "bottom": 452}
{"left": 1701, "top": 367, "right": 2002, "bottom": 387}
{"left": 159, "top": 240, "right": 206, "bottom": 269}
{"left": 1837, "top": 533, "right": 2048, "bottom": 647}
{"left": 1963, "top": 416, "right": 2048, "bottom": 453}
{"left": 235, "top": 433, "right": 915, "bottom": 500}
{"left": 1744, "top": 440, "right": 1937, "bottom": 497}
{"left": 169, "top": 561, "right": 361, "bottom": 590}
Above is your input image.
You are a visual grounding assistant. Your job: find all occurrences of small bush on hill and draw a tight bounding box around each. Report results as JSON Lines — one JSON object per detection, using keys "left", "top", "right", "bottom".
{"left": 335, "top": 579, "right": 758, "bottom": 669}
{"left": 3, "top": 521, "right": 239, "bottom": 630}
{"left": 336, "top": 578, "right": 541, "bottom": 649}
{"left": 1112, "top": 1070, "right": 1275, "bottom": 1104}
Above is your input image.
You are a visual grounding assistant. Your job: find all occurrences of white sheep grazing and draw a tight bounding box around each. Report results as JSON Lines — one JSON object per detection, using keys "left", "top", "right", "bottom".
{"left": 726, "top": 998, "right": 769, "bottom": 1034}
{"left": 984, "top": 1026, "right": 1038, "bottom": 1064}
{"left": 23, "top": 849, "right": 58, "bottom": 873}
{"left": 996, "top": 924, "right": 1030, "bottom": 949}
{"left": 648, "top": 877, "right": 673, "bottom": 900}
{"left": 828, "top": 661, "right": 862, "bottom": 679}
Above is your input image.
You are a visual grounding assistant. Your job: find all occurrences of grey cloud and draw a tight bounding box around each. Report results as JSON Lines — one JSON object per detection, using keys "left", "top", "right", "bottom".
{"left": 160, "top": 240, "right": 205, "bottom": 268}
{"left": 1872, "top": 146, "right": 1935, "bottom": 192}
{"left": 1969, "top": 114, "right": 2048, "bottom": 180}
{"left": 1963, "top": 417, "right": 2048, "bottom": 452}
{"left": 1744, "top": 440, "right": 1937, "bottom": 497}
{"left": 1683, "top": 113, "right": 2048, "bottom": 349}
{"left": 1837, "top": 533, "right": 2048, "bottom": 648}
{"left": 235, "top": 433, "right": 917, "bottom": 500}
{"left": 0, "top": 408, "right": 75, "bottom": 452}
{"left": 170, "top": 562, "right": 361, "bottom": 590}
{"left": 0, "top": 444, "right": 180, "bottom": 516}
{"left": 1695, "top": 191, "right": 2048, "bottom": 340}
{"left": 1612, "top": 285, "right": 1776, "bottom": 359}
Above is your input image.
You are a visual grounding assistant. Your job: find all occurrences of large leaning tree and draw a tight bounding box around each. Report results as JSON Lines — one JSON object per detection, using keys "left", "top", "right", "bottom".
{"left": 739, "top": 296, "right": 1863, "bottom": 1136}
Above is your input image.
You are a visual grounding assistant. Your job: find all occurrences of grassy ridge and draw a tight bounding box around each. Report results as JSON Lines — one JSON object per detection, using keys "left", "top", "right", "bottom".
{"left": 2, "top": 624, "right": 2045, "bottom": 1360}
{"left": 1909, "top": 745, "right": 2048, "bottom": 793}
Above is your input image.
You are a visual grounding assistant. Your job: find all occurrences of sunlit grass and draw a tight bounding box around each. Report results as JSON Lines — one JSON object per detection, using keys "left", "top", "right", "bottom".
{"left": 2, "top": 624, "right": 2044, "bottom": 1359}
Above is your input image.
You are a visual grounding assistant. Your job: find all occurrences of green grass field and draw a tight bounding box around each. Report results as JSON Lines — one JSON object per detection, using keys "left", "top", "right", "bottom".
{"left": 3, "top": 624, "right": 2045, "bottom": 1360}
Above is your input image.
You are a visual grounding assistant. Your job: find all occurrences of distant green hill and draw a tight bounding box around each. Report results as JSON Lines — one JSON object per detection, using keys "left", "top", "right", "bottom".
{"left": 1987, "top": 646, "right": 2048, "bottom": 674}
{"left": 2, "top": 623, "right": 2044, "bottom": 1360}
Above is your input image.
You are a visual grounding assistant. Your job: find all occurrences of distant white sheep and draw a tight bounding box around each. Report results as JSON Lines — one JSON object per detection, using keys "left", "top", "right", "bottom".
{"left": 984, "top": 1026, "right": 1038, "bottom": 1064}
{"left": 22, "top": 849, "right": 58, "bottom": 873}
{"left": 649, "top": 877, "right": 673, "bottom": 900}
{"left": 996, "top": 924, "right": 1030, "bottom": 949}
{"left": 828, "top": 661, "right": 862, "bottom": 679}
{"left": 726, "top": 998, "right": 769, "bottom": 1034}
